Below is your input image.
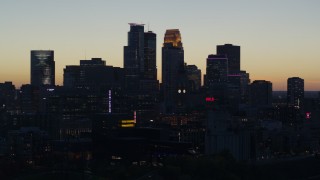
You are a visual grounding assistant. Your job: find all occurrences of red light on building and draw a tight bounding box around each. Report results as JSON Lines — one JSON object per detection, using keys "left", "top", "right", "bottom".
{"left": 206, "top": 97, "right": 215, "bottom": 102}
{"left": 306, "top": 112, "right": 311, "bottom": 119}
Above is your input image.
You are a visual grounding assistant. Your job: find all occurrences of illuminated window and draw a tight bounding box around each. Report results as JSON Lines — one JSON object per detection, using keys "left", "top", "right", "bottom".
{"left": 306, "top": 112, "right": 311, "bottom": 119}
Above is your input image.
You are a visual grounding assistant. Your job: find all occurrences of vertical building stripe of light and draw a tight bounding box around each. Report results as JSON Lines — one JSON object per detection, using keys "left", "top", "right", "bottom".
{"left": 108, "top": 90, "right": 112, "bottom": 113}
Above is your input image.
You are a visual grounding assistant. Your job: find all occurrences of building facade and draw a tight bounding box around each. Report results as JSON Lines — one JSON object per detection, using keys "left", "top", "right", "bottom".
{"left": 205, "top": 54, "right": 228, "bottom": 88}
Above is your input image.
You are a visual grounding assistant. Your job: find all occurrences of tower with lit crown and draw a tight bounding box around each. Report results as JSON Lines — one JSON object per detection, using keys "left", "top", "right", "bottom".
{"left": 162, "top": 29, "right": 187, "bottom": 113}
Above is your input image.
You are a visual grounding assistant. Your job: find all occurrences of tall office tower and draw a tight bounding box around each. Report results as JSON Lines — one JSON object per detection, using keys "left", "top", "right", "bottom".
{"left": 31, "top": 50, "right": 55, "bottom": 86}
{"left": 144, "top": 31, "right": 157, "bottom": 80}
{"left": 185, "top": 64, "right": 201, "bottom": 92}
{"left": 287, "top": 77, "right": 304, "bottom": 108}
{"left": 124, "top": 23, "right": 145, "bottom": 89}
{"left": 124, "top": 23, "right": 145, "bottom": 72}
{"left": 123, "top": 24, "right": 159, "bottom": 124}
{"left": 250, "top": 80, "right": 272, "bottom": 107}
{"left": 217, "top": 44, "right": 240, "bottom": 74}
{"left": 204, "top": 54, "right": 228, "bottom": 88}
{"left": 162, "top": 29, "right": 186, "bottom": 113}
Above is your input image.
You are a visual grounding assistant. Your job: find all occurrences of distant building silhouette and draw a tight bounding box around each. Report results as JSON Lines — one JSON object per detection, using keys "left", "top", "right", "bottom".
{"left": 287, "top": 77, "right": 304, "bottom": 109}
{"left": 217, "top": 44, "right": 240, "bottom": 74}
{"left": 30, "top": 50, "right": 55, "bottom": 87}
{"left": 64, "top": 58, "right": 124, "bottom": 90}
{"left": 250, "top": 80, "right": 272, "bottom": 107}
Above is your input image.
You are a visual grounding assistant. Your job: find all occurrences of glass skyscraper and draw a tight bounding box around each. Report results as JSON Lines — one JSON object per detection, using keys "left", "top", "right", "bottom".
{"left": 30, "top": 50, "right": 55, "bottom": 86}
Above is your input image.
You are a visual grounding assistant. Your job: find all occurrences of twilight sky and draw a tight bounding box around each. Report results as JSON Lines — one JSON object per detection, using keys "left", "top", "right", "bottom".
{"left": 0, "top": 0, "right": 320, "bottom": 90}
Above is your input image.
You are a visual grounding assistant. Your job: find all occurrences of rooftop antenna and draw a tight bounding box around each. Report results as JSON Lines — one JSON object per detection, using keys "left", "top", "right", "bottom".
{"left": 148, "top": 23, "right": 150, "bottom": 31}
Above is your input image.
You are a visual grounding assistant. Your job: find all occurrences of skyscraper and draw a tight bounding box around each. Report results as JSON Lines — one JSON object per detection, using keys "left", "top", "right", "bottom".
{"left": 123, "top": 23, "right": 145, "bottom": 90}
{"left": 144, "top": 31, "right": 157, "bottom": 80}
{"left": 287, "top": 77, "right": 304, "bottom": 108}
{"left": 123, "top": 24, "right": 158, "bottom": 89}
{"left": 162, "top": 29, "right": 186, "bottom": 113}
{"left": 205, "top": 54, "right": 228, "bottom": 88}
{"left": 123, "top": 24, "right": 159, "bottom": 124}
{"left": 30, "top": 50, "right": 55, "bottom": 86}
{"left": 124, "top": 23, "right": 145, "bottom": 74}
{"left": 250, "top": 80, "right": 272, "bottom": 107}
{"left": 217, "top": 44, "right": 240, "bottom": 74}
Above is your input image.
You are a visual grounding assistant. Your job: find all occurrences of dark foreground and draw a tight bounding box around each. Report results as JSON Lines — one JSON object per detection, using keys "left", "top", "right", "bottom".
{"left": 2, "top": 153, "right": 320, "bottom": 180}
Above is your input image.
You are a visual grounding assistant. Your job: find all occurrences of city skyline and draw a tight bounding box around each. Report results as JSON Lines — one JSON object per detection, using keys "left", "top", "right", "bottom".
{"left": 1, "top": 1, "right": 320, "bottom": 90}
